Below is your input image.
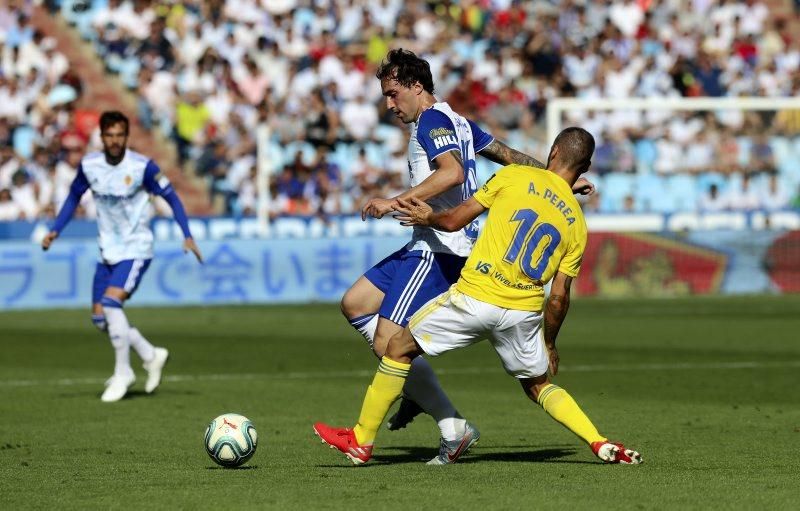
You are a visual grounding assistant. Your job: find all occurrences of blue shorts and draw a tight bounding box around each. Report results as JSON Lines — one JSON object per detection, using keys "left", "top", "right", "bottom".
{"left": 365, "top": 248, "right": 467, "bottom": 326}
{"left": 92, "top": 259, "right": 152, "bottom": 304}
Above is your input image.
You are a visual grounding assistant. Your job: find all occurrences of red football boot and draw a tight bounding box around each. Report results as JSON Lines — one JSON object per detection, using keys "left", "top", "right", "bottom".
{"left": 591, "top": 441, "right": 643, "bottom": 464}
{"left": 313, "top": 422, "right": 373, "bottom": 465}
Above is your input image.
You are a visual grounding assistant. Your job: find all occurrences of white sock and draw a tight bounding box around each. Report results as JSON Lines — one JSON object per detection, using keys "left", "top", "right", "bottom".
{"left": 403, "top": 357, "right": 466, "bottom": 441}
{"left": 129, "top": 327, "right": 156, "bottom": 363}
{"left": 102, "top": 300, "right": 133, "bottom": 378}
{"left": 349, "top": 313, "right": 379, "bottom": 349}
{"left": 437, "top": 418, "right": 467, "bottom": 442}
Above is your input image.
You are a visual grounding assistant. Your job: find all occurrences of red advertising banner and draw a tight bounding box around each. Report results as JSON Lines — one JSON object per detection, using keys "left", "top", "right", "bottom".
{"left": 577, "top": 233, "right": 728, "bottom": 297}
{"left": 766, "top": 231, "right": 800, "bottom": 293}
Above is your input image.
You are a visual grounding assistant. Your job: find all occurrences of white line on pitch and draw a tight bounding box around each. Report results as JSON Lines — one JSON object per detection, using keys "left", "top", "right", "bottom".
{"left": 1, "top": 360, "right": 799, "bottom": 388}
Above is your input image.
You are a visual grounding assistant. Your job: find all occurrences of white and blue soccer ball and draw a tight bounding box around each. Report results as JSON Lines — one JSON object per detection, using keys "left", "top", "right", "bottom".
{"left": 204, "top": 413, "right": 258, "bottom": 467}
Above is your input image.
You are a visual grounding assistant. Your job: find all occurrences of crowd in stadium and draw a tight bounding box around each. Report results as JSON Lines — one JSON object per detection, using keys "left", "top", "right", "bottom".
{"left": 2, "top": 0, "right": 800, "bottom": 222}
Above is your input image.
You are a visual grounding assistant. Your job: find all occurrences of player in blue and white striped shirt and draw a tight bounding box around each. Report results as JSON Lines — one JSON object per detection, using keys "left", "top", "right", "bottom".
{"left": 331, "top": 50, "right": 595, "bottom": 465}
{"left": 42, "top": 111, "right": 202, "bottom": 402}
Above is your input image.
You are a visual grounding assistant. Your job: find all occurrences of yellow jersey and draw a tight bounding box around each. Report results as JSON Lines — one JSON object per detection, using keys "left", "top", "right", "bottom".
{"left": 455, "top": 164, "right": 588, "bottom": 311}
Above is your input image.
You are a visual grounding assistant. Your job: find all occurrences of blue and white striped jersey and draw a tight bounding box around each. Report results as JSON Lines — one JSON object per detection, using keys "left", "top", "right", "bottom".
{"left": 406, "top": 102, "right": 493, "bottom": 257}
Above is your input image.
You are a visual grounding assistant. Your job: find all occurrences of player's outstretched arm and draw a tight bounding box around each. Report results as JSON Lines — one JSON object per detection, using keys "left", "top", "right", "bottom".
{"left": 41, "top": 231, "right": 59, "bottom": 251}
{"left": 162, "top": 192, "right": 201, "bottom": 263}
{"left": 183, "top": 237, "right": 203, "bottom": 263}
{"left": 544, "top": 272, "right": 573, "bottom": 376}
{"left": 43, "top": 168, "right": 90, "bottom": 251}
{"left": 393, "top": 196, "right": 485, "bottom": 232}
{"left": 143, "top": 161, "right": 202, "bottom": 263}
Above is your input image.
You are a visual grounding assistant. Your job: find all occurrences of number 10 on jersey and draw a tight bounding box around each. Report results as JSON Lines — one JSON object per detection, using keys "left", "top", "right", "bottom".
{"left": 502, "top": 209, "right": 561, "bottom": 281}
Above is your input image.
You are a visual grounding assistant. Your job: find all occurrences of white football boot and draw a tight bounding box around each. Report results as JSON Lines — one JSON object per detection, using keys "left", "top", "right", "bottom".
{"left": 101, "top": 373, "right": 135, "bottom": 402}
{"left": 143, "top": 347, "right": 169, "bottom": 393}
{"left": 427, "top": 422, "right": 481, "bottom": 465}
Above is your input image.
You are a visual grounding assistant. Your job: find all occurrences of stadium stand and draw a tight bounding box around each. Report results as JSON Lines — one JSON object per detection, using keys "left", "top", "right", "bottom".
{"left": 1, "top": 0, "right": 800, "bottom": 221}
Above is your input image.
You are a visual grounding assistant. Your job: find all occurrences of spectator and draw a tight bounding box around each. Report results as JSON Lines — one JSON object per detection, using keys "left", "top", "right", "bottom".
{"left": 304, "top": 90, "right": 340, "bottom": 150}
{"left": 593, "top": 134, "right": 616, "bottom": 176}
{"left": 6, "top": 0, "right": 800, "bottom": 221}
{"left": 137, "top": 16, "right": 174, "bottom": 70}
{"left": 749, "top": 134, "right": 776, "bottom": 174}
{"left": 622, "top": 194, "right": 637, "bottom": 213}
{"left": 698, "top": 183, "right": 728, "bottom": 212}
{"left": 340, "top": 93, "right": 378, "bottom": 143}
{"left": 351, "top": 147, "right": 382, "bottom": 194}
{"left": 726, "top": 173, "right": 762, "bottom": 211}
{"left": 685, "top": 130, "right": 716, "bottom": 174}
{"left": 312, "top": 147, "right": 342, "bottom": 193}
{"left": 654, "top": 133, "right": 683, "bottom": 175}
{"left": 174, "top": 90, "right": 211, "bottom": 166}
{"left": 0, "top": 187, "right": 21, "bottom": 220}
{"left": 236, "top": 166, "right": 258, "bottom": 217}
{"left": 53, "top": 145, "right": 95, "bottom": 219}
{"left": 760, "top": 173, "right": 789, "bottom": 211}
{"left": 235, "top": 56, "right": 269, "bottom": 106}
{"left": 9, "top": 169, "right": 38, "bottom": 219}
{"left": 0, "top": 144, "right": 21, "bottom": 189}
{"left": 485, "top": 83, "right": 532, "bottom": 133}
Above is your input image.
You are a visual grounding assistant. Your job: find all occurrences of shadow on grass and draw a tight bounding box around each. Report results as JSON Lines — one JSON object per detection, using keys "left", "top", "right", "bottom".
{"left": 205, "top": 465, "right": 259, "bottom": 470}
{"left": 57, "top": 389, "right": 200, "bottom": 400}
{"left": 317, "top": 445, "right": 595, "bottom": 467}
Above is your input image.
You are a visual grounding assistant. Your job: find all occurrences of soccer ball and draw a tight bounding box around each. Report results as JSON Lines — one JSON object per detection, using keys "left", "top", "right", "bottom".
{"left": 204, "top": 413, "right": 258, "bottom": 467}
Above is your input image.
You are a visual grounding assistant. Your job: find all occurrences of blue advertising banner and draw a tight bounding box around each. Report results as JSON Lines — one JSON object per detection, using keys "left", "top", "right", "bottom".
{"left": 0, "top": 237, "right": 407, "bottom": 310}
{"left": 2, "top": 230, "right": 798, "bottom": 310}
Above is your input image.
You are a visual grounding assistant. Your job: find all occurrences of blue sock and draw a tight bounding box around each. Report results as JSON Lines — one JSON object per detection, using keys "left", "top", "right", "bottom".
{"left": 91, "top": 314, "right": 108, "bottom": 332}
{"left": 100, "top": 296, "right": 123, "bottom": 309}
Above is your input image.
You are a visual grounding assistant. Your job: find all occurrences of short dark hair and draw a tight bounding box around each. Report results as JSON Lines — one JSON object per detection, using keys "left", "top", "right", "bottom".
{"left": 375, "top": 49, "right": 435, "bottom": 94}
{"left": 553, "top": 127, "right": 595, "bottom": 174}
{"left": 99, "top": 110, "right": 129, "bottom": 134}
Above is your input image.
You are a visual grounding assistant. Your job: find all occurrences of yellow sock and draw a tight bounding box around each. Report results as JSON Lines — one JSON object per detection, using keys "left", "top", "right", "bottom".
{"left": 538, "top": 384, "right": 606, "bottom": 445}
{"left": 353, "top": 357, "right": 411, "bottom": 445}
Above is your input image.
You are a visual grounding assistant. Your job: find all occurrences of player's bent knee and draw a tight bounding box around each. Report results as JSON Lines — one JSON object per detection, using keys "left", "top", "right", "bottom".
{"left": 520, "top": 375, "right": 550, "bottom": 402}
{"left": 340, "top": 289, "right": 367, "bottom": 319}
{"left": 103, "top": 286, "right": 129, "bottom": 302}
{"left": 340, "top": 277, "right": 383, "bottom": 319}
{"left": 385, "top": 328, "right": 420, "bottom": 363}
{"left": 339, "top": 294, "right": 352, "bottom": 318}
{"left": 100, "top": 295, "right": 124, "bottom": 309}
{"left": 371, "top": 335, "right": 388, "bottom": 358}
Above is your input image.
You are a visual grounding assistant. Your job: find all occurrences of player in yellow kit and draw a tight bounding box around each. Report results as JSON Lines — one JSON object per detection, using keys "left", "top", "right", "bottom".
{"left": 313, "top": 127, "right": 642, "bottom": 465}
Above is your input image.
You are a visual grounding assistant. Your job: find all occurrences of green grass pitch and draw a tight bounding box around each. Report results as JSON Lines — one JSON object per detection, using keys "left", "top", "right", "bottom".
{"left": 1, "top": 296, "right": 799, "bottom": 509}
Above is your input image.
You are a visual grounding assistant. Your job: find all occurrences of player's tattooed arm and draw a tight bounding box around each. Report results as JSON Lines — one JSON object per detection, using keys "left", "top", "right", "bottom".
{"left": 480, "top": 140, "right": 595, "bottom": 195}
{"left": 543, "top": 272, "right": 573, "bottom": 376}
{"left": 479, "top": 140, "right": 547, "bottom": 168}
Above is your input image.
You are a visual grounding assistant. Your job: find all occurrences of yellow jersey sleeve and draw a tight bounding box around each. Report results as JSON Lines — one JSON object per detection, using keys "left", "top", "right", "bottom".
{"left": 472, "top": 170, "right": 508, "bottom": 209}
{"left": 558, "top": 216, "right": 588, "bottom": 277}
